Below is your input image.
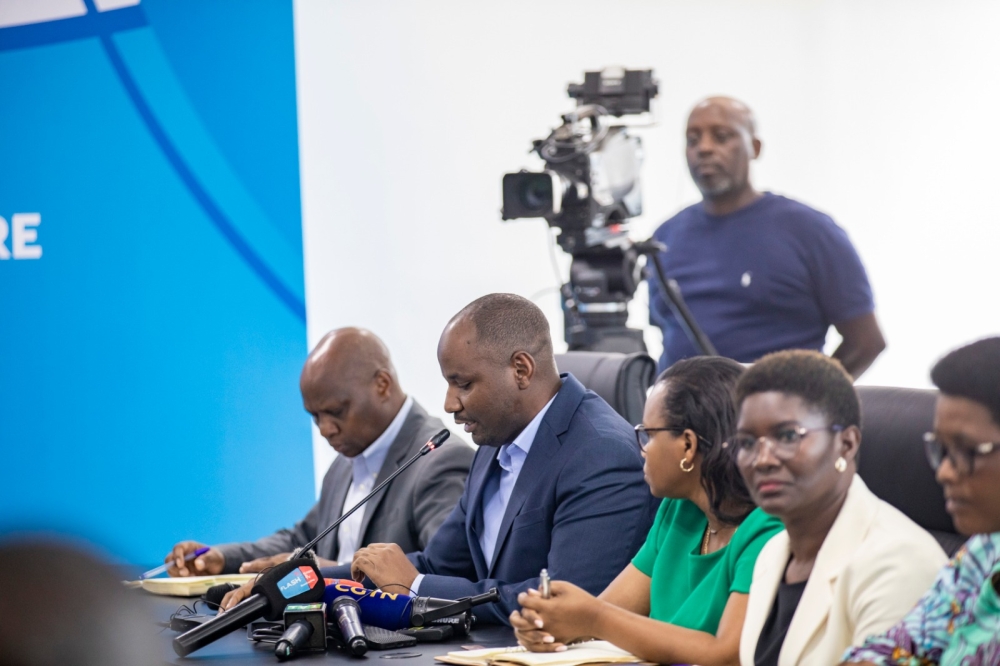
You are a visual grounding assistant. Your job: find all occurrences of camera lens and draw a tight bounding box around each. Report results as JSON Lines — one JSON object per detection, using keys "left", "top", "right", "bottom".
{"left": 519, "top": 177, "right": 553, "bottom": 211}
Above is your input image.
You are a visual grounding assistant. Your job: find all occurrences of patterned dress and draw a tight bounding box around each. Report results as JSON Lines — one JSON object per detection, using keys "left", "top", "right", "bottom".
{"left": 842, "top": 533, "right": 1000, "bottom": 666}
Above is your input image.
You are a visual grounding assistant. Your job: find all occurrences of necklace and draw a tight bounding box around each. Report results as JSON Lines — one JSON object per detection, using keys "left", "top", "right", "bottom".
{"left": 700, "top": 524, "right": 719, "bottom": 555}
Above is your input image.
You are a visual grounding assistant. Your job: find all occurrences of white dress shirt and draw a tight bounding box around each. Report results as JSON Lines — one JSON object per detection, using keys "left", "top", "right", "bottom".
{"left": 335, "top": 396, "right": 413, "bottom": 563}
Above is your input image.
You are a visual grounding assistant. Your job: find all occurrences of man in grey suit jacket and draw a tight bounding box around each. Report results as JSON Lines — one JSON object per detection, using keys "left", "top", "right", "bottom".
{"left": 166, "top": 328, "right": 473, "bottom": 576}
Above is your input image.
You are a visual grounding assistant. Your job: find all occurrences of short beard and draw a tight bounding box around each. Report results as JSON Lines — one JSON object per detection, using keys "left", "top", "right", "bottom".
{"left": 472, "top": 431, "right": 506, "bottom": 448}
{"left": 472, "top": 419, "right": 523, "bottom": 448}
{"left": 695, "top": 174, "right": 734, "bottom": 199}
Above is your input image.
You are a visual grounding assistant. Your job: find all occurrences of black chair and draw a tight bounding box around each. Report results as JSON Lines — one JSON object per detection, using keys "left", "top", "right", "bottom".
{"left": 555, "top": 351, "right": 656, "bottom": 426}
{"left": 856, "top": 385, "right": 964, "bottom": 556}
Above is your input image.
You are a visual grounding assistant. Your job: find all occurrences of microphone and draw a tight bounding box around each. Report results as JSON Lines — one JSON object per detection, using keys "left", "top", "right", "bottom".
{"left": 293, "top": 429, "right": 450, "bottom": 558}
{"left": 324, "top": 580, "right": 413, "bottom": 630}
{"left": 203, "top": 582, "right": 241, "bottom": 608}
{"left": 172, "top": 559, "right": 324, "bottom": 657}
{"left": 323, "top": 579, "right": 500, "bottom": 630}
{"left": 331, "top": 596, "right": 368, "bottom": 656}
{"left": 275, "top": 621, "right": 314, "bottom": 661}
{"left": 276, "top": 601, "right": 327, "bottom": 661}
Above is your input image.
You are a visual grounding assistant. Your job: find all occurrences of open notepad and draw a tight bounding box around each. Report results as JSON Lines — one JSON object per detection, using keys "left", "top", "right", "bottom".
{"left": 436, "top": 640, "right": 645, "bottom": 666}
{"left": 122, "top": 574, "right": 257, "bottom": 597}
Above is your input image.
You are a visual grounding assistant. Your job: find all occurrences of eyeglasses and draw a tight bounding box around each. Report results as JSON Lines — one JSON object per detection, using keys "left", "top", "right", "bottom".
{"left": 634, "top": 425, "right": 685, "bottom": 452}
{"left": 730, "top": 424, "right": 844, "bottom": 462}
{"left": 923, "top": 432, "right": 1000, "bottom": 476}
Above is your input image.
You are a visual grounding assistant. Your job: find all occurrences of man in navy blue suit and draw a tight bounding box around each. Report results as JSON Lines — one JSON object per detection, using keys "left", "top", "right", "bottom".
{"left": 343, "top": 293, "right": 659, "bottom": 624}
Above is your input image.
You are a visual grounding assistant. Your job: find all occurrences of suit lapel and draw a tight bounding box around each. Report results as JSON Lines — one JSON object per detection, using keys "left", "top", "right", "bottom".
{"left": 323, "top": 458, "right": 353, "bottom": 549}
{"left": 741, "top": 532, "right": 790, "bottom": 666}
{"left": 779, "top": 567, "right": 834, "bottom": 666}
{"left": 487, "top": 421, "right": 560, "bottom": 574}
{"left": 467, "top": 447, "right": 501, "bottom": 575}
{"left": 486, "top": 375, "right": 584, "bottom": 575}
{"left": 357, "top": 404, "right": 424, "bottom": 542}
{"left": 778, "top": 476, "right": 878, "bottom": 666}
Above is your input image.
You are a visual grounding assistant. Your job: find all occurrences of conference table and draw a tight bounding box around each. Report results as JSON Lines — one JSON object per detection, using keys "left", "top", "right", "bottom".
{"left": 147, "top": 593, "right": 517, "bottom": 665}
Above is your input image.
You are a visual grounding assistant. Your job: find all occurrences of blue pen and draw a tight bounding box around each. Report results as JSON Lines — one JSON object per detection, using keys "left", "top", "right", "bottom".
{"left": 139, "top": 546, "right": 211, "bottom": 580}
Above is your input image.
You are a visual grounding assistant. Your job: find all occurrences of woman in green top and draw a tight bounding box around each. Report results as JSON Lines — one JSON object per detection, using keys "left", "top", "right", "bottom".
{"left": 511, "top": 356, "right": 783, "bottom": 666}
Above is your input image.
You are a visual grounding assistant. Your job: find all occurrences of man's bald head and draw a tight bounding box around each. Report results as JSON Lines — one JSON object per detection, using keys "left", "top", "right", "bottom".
{"left": 685, "top": 96, "right": 762, "bottom": 212}
{"left": 303, "top": 327, "right": 398, "bottom": 387}
{"left": 301, "top": 328, "right": 406, "bottom": 458}
{"left": 448, "top": 294, "right": 556, "bottom": 370}
{"left": 690, "top": 96, "right": 758, "bottom": 140}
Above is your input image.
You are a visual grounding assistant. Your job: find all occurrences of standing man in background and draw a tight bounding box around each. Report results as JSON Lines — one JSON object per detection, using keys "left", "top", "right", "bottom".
{"left": 166, "top": 327, "right": 472, "bottom": 576}
{"left": 649, "top": 97, "right": 885, "bottom": 378}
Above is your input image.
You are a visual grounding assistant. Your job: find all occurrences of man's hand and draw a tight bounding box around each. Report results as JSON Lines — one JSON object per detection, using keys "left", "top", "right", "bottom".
{"left": 350, "top": 544, "right": 418, "bottom": 593}
{"left": 239, "top": 553, "right": 338, "bottom": 573}
{"left": 219, "top": 581, "right": 255, "bottom": 612}
{"left": 165, "top": 541, "right": 225, "bottom": 577}
{"left": 220, "top": 555, "right": 338, "bottom": 611}
{"left": 239, "top": 552, "right": 291, "bottom": 574}
{"left": 515, "top": 581, "right": 600, "bottom": 647}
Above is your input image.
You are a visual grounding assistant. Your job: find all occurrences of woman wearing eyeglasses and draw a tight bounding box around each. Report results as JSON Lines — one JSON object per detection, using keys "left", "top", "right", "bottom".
{"left": 843, "top": 337, "right": 1000, "bottom": 666}
{"left": 510, "top": 356, "right": 783, "bottom": 666}
{"left": 733, "top": 350, "right": 946, "bottom": 666}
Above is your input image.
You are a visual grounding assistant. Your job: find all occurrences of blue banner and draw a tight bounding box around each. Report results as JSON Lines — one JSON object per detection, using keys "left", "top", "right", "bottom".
{"left": 0, "top": 0, "right": 313, "bottom": 565}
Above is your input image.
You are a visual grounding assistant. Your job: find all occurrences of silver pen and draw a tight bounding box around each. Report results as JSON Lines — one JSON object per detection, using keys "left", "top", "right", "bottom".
{"left": 539, "top": 568, "right": 551, "bottom": 599}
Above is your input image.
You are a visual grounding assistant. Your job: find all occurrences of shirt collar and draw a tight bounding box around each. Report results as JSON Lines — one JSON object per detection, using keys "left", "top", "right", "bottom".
{"left": 352, "top": 395, "right": 413, "bottom": 483}
{"left": 507, "top": 393, "right": 557, "bottom": 458}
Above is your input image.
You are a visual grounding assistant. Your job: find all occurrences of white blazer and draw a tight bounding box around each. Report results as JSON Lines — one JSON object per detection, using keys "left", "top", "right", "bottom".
{"left": 739, "top": 475, "right": 947, "bottom": 666}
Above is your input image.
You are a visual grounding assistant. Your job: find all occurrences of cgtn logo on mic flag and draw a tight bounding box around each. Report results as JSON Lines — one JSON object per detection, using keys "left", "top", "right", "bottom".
{"left": 324, "top": 578, "right": 407, "bottom": 604}
{"left": 323, "top": 579, "right": 414, "bottom": 630}
{"left": 277, "top": 566, "right": 320, "bottom": 599}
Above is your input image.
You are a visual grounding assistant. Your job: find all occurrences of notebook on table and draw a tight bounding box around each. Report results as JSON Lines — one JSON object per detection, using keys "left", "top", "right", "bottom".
{"left": 436, "top": 640, "right": 647, "bottom": 666}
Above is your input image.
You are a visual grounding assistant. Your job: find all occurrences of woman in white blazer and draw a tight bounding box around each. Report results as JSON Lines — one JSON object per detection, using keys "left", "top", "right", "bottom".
{"left": 730, "top": 350, "right": 946, "bottom": 666}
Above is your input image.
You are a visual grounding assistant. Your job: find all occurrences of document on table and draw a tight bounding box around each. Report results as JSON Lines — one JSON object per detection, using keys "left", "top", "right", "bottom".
{"left": 122, "top": 573, "right": 257, "bottom": 597}
{"left": 436, "top": 640, "right": 646, "bottom": 666}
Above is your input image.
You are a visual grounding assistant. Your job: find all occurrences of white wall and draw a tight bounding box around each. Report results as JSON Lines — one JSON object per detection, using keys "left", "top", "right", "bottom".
{"left": 294, "top": 0, "right": 1000, "bottom": 491}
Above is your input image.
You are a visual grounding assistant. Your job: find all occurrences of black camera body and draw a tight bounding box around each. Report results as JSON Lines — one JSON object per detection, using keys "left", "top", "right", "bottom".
{"left": 502, "top": 68, "right": 657, "bottom": 352}
{"left": 502, "top": 126, "right": 642, "bottom": 253}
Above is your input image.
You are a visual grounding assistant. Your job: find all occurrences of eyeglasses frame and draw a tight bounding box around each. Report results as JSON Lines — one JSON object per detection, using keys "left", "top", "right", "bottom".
{"left": 731, "top": 424, "right": 845, "bottom": 463}
{"left": 923, "top": 431, "right": 1000, "bottom": 476}
{"left": 634, "top": 424, "right": 686, "bottom": 452}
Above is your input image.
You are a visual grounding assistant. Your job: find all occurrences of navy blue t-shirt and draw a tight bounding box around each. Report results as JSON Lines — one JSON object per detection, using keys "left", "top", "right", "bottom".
{"left": 648, "top": 193, "right": 875, "bottom": 372}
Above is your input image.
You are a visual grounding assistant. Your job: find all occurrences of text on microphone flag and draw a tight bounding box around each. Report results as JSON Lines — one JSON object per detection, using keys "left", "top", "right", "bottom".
{"left": 278, "top": 566, "right": 321, "bottom": 599}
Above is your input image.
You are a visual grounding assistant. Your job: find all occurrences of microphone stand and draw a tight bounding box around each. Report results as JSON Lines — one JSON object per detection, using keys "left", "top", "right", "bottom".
{"left": 293, "top": 429, "right": 450, "bottom": 560}
{"left": 633, "top": 240, "right": 718, "bottom": 357}
{"left": 410, "top": 588, "right": 500, "bottom": 625}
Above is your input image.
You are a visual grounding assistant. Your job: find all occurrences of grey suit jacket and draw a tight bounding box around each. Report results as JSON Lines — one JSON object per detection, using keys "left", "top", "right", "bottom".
{"left": 216, "top": 401, "right": 473, "bottom": 572}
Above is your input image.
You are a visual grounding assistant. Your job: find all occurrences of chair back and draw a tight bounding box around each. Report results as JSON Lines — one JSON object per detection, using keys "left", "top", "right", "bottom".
{"left": 856, "top": 385, "right": 963, "bottom": 555}
{"left": 555, "top": 351, "right": 656, "bottom": 425}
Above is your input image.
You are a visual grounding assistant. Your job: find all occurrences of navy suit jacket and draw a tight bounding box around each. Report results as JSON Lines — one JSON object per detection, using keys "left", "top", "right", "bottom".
{"left": 406, "top": 373, "right": 658, "bottom": 624}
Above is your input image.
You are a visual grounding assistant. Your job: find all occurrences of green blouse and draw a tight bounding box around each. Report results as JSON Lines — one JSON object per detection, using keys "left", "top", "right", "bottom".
{"left": 631, "top": 498, "right": 783, "bottom": 634}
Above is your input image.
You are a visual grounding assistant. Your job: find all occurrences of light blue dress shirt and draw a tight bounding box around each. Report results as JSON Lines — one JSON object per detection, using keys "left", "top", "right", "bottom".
{"left": 335, "top": 396, "right": 413, "bottom": 563}
{"left": 411, "top": 394, "right": 556, "bottom": 594}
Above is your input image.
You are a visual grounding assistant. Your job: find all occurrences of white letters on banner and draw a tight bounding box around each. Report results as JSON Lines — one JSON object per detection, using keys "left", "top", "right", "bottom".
{"left": 0, "top": 213, "right": 42, "bottom": 260}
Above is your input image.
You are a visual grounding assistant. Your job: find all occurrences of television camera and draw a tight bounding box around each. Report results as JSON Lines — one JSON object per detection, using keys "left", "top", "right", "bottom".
{"left": 502, "top": 67, "right": 714, "bottom": 356}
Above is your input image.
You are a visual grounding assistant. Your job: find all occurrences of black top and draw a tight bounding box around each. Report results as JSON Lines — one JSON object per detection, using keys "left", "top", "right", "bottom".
{"left": 754, "top": 578, "right": 808, "bottom": 666}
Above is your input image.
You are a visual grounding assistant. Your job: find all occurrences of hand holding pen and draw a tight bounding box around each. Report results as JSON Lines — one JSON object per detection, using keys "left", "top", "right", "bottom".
{"left": 513, "top": 575, "right": 603, "bottom": 653}
{"left": 139, "top": 546, "right": 211, "bottom": 580}
{"left": 156, "top": 541, "right": 226, "bottom": 578}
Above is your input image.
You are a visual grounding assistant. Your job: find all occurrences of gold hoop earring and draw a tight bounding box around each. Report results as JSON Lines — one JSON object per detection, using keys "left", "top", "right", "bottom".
{"left": 680, "top": 458, "right": 695, "bottom": 473}
{"left": 835, "top": 456, "right": 847, "bottom": 473}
